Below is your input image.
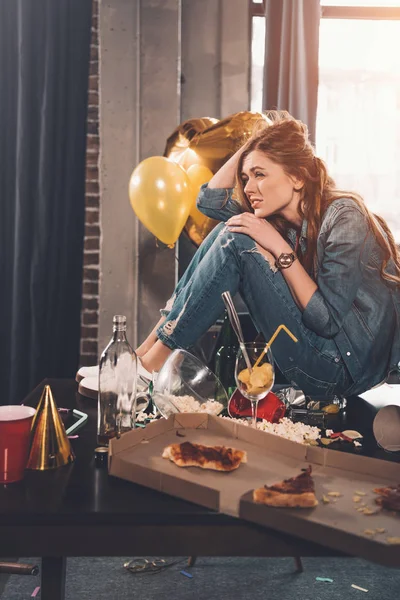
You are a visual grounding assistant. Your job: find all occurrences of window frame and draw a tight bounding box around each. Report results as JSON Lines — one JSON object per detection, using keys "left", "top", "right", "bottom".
{"left": 250, "top": 1, "right": 400, "bottom": 20}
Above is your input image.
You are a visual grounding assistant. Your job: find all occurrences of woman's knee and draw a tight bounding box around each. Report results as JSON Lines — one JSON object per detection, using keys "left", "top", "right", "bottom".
{"left": 216, "top": 226, "right": 257, "bottom": 254}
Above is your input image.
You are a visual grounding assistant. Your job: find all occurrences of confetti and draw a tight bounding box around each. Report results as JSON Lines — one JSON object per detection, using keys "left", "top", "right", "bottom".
{"left": 316, "top": 577, "right": 333, "bottom": 583}
{"left": 327, "top": 491, "right": 342, "bottom": 497}
{"left": 355, "top": 491, "right": 366, "bottom": 496}
{"left": 363, "top": 529, "right": 375, "bottom": 536}
{"left": 31, "top": 587, "right": 40, "bottom": 598}
{"left": 351, "top": 584, "right": 368, "bottom": 592}
{"left": 180, "top": 570, "right": 193, "bottom": 578}
{"left": 68, "top": 435, "right": 79, "bottom": 439}
{"left": 322, "top": 495, "right": 330, "bottom": 504}
{"left": 353, "top": 496, "right": 361, "bottom": 503}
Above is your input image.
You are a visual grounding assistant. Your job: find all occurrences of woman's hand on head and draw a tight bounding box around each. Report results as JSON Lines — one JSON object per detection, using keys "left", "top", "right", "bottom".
{"left": 226, "top": 213, "right": 290, "bottom": 256}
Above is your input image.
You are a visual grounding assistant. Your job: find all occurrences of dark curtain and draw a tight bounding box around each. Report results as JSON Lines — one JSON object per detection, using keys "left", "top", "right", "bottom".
{"left": 263, "top": 0, "right": 321, "bottom": 144}
{"left": 0, "top": 0, "right": 92, "bottom": 404}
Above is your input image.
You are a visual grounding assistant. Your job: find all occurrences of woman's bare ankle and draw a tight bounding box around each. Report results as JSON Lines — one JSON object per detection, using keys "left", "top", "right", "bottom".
{"left": 136, "top": 341, "right": 153, "bottom": 358}
{"left": 140, "top": 341, "right": 173, "bottom": 372}
{"left": 136, "top": 317, "right": 166, "bottom": 357}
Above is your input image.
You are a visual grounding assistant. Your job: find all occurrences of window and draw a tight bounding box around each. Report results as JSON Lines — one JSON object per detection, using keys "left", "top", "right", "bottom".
{"left": 250, "top": 15, "right": 265, "bottom": 113}
{"left": 250, "top": 1, "right": 400, "bottom": 239}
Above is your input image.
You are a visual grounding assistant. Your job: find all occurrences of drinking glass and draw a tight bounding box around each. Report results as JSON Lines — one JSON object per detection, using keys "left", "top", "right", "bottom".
{"left": 234, "top": 342, "right": 275, "bottom": 428}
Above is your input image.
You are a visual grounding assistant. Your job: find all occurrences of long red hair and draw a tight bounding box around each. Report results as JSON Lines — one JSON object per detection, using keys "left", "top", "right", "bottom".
{"left": 235, "top": 111, "right": 400, "bottom": 284}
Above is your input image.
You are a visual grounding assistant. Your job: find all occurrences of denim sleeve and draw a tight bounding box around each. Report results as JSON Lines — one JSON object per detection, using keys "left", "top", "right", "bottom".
{"left": 196, "top": 183, "right": 243, "bottom": 222}
{"left": 302, "top": 205, "right": 373, "bottom": 337}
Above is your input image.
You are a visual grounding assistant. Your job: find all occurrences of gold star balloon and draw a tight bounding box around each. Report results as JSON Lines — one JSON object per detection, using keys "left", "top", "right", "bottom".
{"left": 129, "top": 111, "right": 269, "bottom": 247}
{"left": 164, "top": 111, "right": 268, "bottom": 245}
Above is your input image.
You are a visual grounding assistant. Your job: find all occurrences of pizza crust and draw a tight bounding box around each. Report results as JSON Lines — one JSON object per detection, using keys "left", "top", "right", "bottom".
{"left": 253, "top": 466, "right": 318, "bottom": 508}
{"left": 253, "top": 486, "right": 318, "bottom": 508}
{"left": 162, "top": 442, "right": 247, "bottom": 472}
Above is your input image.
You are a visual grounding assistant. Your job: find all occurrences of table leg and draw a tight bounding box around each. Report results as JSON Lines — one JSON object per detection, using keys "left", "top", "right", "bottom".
{"left": 41, "top": 557, "right": 66, "bottom": 600}
{"left": 294, "top": 556, "right": 303, "bottom": 572}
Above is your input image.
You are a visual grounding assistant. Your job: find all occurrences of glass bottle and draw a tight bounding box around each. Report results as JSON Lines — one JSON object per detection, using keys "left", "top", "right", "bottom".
{"left": 214, "top": 311, "right": 239, "bottom": 406}
{"left": 97, "top": 315, "right": 137, "bottom": 445}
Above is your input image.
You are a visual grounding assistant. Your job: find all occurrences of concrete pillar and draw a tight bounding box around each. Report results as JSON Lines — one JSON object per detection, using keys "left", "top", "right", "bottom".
{"left": 99, "top": 0, "right": 140, "bottom": 352}
{"left": 137, "top": 0, "right": 182, "bottom": 345}
{"left": 99, "top": 0, "right": 181, "bottom": 350}
{"left": 181, "top": 0, "right": 221, "bottom": 121}
{"left": 220, "top": 0, "right": 251, "bottom": 116}
{"left": 181, "top": 0, "right": 250, "bottom": 122}
{"left": 99, "top": 0, "right": 250, "bottom": 353}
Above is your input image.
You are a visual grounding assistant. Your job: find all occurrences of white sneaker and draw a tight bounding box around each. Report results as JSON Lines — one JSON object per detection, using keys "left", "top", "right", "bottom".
{"left": 76, "top": 365, "right": 98, "bottom": 383}
{"left": 77, "top": 376, "right": 98, "bottom": 400}
{"left": 76, "top": 358, "right": 155, "bottom": 392}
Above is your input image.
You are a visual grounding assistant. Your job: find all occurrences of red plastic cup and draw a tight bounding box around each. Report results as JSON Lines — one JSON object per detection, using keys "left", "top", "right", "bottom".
{"left": 0, "top": 405, "right": 36, "bottom": 484}
{"left": 228, "top": 388, "right": 286, "bottom": 423}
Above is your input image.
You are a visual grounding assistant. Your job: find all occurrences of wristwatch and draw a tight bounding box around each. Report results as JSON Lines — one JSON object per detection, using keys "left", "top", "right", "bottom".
{"left": 275, "top": 251, "right": 297, "bottom": 270}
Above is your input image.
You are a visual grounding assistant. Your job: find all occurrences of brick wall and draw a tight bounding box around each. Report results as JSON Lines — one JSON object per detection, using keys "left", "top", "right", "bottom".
{"left": 80, "top": 0, "right": 100, "bottom": 367}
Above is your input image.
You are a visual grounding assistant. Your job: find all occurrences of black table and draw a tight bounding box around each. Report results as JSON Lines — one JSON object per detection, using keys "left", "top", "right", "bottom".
{"left": 0, "top": 378, "right": 398, "bottom": 600}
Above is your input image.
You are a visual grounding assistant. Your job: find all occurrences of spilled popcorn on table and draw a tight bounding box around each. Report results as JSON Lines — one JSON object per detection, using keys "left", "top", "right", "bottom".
{"left": 221, "top": 416, "right": 321, "bottom": 444}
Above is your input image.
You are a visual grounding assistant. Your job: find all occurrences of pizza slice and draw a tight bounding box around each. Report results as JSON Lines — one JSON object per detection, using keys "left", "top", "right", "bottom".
{"left": 374, "top": 484, "right": 400, "bottom": 512}
{"left": 253, "top": 465, "right": 318, "bottom": 508}
{"left": 162, "top": 441, "right": 247, "bottom": 472}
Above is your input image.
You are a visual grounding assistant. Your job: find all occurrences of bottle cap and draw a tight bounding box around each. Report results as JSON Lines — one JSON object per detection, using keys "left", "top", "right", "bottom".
{"left": 94, "top": 446, "right": 109, "bottom": 468}
{"left": 113, "top": 315, "right": 126, "bottom": 325}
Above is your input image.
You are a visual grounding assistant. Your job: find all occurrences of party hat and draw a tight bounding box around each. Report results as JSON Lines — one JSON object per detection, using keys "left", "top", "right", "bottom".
{"left": 26, "top": 384, "right": 75, "bottom": 470}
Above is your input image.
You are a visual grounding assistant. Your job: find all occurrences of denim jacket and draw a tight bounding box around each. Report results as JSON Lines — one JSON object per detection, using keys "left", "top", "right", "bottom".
{"left": 198, "top": 184, "right": 400, "bottom": 393}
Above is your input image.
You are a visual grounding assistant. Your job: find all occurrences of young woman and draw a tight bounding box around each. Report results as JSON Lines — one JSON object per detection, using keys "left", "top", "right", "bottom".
{"left": 136, "top": 111, "right": 400, "bottom": 398}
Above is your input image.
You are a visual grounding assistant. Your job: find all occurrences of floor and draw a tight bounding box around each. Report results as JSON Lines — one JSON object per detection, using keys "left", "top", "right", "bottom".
{"left": 1, "top": 556, "right": 400, "bottom": 599}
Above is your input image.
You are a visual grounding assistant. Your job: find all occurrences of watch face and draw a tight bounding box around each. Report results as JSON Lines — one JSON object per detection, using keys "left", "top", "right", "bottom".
{"left": 277, "top": 252, "right": 296, "bottom": 268}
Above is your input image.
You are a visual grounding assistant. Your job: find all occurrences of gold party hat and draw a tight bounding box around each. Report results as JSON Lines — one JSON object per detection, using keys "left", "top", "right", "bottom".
{"left": 27, "top": 384, "right": 75, "bottom": 470}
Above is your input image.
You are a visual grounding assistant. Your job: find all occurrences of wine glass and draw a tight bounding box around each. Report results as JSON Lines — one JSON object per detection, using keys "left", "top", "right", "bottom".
{"left": 234, "top": 342, "right": 275, "bottom": 428}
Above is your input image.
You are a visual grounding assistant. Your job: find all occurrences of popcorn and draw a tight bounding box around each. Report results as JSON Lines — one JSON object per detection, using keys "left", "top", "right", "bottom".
{"left": 221, "top": 416, "right": 321, "bottom": 444}
{"left": 136, "top": 410, "right": 149, "bottom": 422}
{"left": 160, "top": 394, "right": 224, "bottom": 416}
{"left": 256, "top": 417, "right": 321, "bottom": 444}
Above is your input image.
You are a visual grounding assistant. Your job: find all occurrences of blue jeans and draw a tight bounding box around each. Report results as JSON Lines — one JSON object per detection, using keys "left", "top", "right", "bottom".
{"left": 157, "top": 223, "right": 353, "bottom": 398}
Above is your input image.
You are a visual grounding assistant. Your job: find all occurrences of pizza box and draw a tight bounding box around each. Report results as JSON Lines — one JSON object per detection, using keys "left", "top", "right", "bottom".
{"left": 108, "top": 413, "right": 400, "bottom": 567}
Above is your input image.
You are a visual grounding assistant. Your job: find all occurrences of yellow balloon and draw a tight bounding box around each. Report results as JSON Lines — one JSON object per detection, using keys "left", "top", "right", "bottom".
{"left": 187, "top": 164, "right": 214, "bottom": 191}
{"left": 186, "top": 164, "right": 213, "bottom": 223}
{"left": 184, "top": 164, "right": 218, "bottom": 246}
{"left": 129, "top": 156, "right": 192, "bottom": 246}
